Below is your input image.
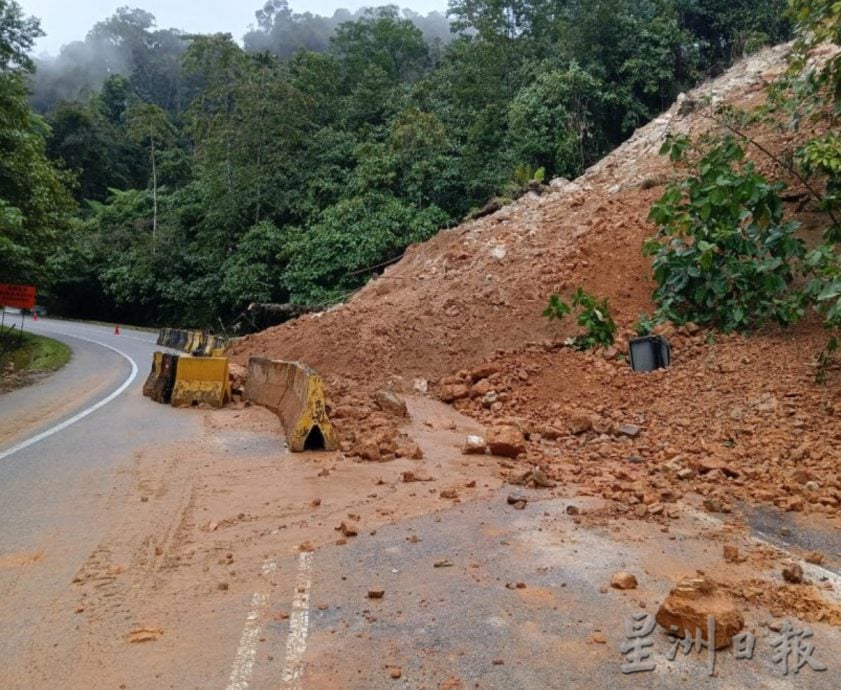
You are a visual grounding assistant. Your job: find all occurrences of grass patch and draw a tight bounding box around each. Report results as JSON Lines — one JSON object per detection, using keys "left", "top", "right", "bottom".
{"left": 0, "top": 326, "right": 71, "bottom": 375}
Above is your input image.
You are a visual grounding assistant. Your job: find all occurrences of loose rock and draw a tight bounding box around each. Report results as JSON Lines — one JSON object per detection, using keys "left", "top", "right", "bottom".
{"left": 655, "top": 574, "right": 744, "bottom": 649}
{"left": 462, "top": 435, "right": 487, "bottom": 455}
{"left": 611, "top": 572, "right": 638, "bottom": 590}
{"left": 374, "top": 390, "right": 408, "bottom": 417}
{"left": 782, "top": 562, "right": 804, "bottom": 584}
{"left": 486, "top": 425, "right": 526, "bottom": 458}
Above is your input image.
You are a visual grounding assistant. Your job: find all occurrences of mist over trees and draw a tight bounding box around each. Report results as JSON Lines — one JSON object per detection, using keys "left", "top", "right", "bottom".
{"left": 29, "top": 3, "right": 453, "bottom": 115}
{"left": 1, "top": 0, "right": 799, "bottom": 327}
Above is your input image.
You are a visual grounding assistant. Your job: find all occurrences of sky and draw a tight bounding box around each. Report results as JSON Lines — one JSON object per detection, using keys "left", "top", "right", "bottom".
{"left": 19, "top": 1, "right": 449, "bottom": 56}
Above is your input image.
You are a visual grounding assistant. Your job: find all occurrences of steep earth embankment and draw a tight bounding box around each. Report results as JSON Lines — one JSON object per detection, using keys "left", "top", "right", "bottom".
{"left": 230, "top": 44, "right": 841, "bottom": 526}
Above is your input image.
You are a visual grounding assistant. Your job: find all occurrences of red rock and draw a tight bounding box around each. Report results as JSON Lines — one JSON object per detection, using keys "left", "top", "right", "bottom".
{"left": 655, "top": 574, "right": 744, "bottom": 649}
{"left": 469, "top": 364, "right": 499, "bottom": 381}
{"left": 336, "top": 521, "right": 358, "bottom": 537}
{"left": 353, "top": 438, "right": 381, "bottom": 462}
{"left": 611, "top": 572, "right": 638, "bottom": 589}
{"left": 568, "top": 413, "right": 593, "bottom": 435}
{"left": 782, "top": 562, "right": 804, "bottom": 584}
{"left": 486, "top": 425, "right": 526, "bottom": 458}
{"left": 439, "top": 384, "right": 470, "bottom": 402}
{"left": 396, "top": 442, "right": 424, "bottom": 460}
{"left": 723, "top": 545, "right": 740, "bottom": 563}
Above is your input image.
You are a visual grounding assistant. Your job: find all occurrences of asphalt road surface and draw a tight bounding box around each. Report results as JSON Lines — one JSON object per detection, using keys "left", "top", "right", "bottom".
{"left": 1, "top": 319, "right": 839, "bottom": 689}
{"left": 0, "top": 318, "right": 205, "bottom": 673}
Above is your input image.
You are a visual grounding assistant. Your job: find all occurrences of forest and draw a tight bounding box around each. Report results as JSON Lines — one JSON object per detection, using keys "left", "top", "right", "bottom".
{"left": 0, "top": 0, "right": 794, "bottom": 329}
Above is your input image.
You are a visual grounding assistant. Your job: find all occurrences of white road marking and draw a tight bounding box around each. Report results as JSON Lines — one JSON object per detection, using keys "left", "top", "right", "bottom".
{"left": 31, "top": 320, "right": 157, "bottom": 344}
{"left": 226, "top": 591, "right": 270, "bottom": 690}
{"left": 225, "top": 559, "right": 281, "bottom": 690}
{"left": 690, "top": 508, "right": 841, "bottom": 600}
{"left": 0, "top": 332, "right": 139, "bottom": 462}
{"left": 281, "top": 551, "right": 314, "bottom": 688}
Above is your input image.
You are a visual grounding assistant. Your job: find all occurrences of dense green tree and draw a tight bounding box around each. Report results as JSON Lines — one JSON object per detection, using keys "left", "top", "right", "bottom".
{"left": 46, "top": 101, "right": 143, "bottom": 201}
{"left": 0, "top": 2, "right": 76, "bottom": 286}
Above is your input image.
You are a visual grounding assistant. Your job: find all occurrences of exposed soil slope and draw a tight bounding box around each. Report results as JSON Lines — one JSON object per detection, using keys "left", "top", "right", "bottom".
{"left": 230, "top": 44, "right": 841, "bottom": 525}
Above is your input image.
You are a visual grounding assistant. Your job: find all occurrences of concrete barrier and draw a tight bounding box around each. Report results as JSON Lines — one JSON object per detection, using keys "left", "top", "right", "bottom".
{"left": 157, "top": 328, "right": 230, "bottom": 356}
{"left": 245, "top": 357, "right": 338, "bottom": 452}
{"left": 171, "top": 356, "right": 231, "bottom": 408}
{"left": 143, "top": 352, "right": 179, "bottom": 404}
{"left": 142, "top": 351, "right": 164, "bottom": 398}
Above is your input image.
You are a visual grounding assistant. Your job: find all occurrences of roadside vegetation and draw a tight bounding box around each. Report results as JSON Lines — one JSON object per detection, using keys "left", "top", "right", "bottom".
{"left": 632, "top": 0, "right": 841, "bottom": 376}
{"left": 0, "top": 325, "right": 71, "bottom": 387}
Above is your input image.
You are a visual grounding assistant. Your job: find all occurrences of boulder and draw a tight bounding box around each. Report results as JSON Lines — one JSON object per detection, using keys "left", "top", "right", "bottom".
{"left": 486, "top": 426, "right": 526, "bottom": 458}
{"left": 462, "top": 435, "right": 487, "bottom": 455}
{"left": 655, "top": 574, "right": 744, "bottom": 650}
{"left": 374, "top": 390, "right": 408, "bottom": 417}
{"left": 611, "top": 572, "right": 638, "bottom": 590}
{"left": 439, "top": 383, "right": 470, "bottom": 403}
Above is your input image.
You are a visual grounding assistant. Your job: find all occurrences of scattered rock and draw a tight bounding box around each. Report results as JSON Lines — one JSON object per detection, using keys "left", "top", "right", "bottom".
{"left": 782, "top": 562, "right": 804, "bottom": 584}
{"left": 353, "top": 438, "right": 381, "bottom": 462}
{"left": 611, "top": 572, "right": 638, "bottom": 590}
{"left": 462, "top": 435, "right": 487, "bottom": 455}
{"left": 402, "top": 470, "right": 433, "bottom": 483}
{"left": 439, "top": 488, "right": 459, "bottom": 500}
{"left": 434, "top": 559, "right": 454, "bottom": 568}
{"left": 805, "top": 551, "right": 825, "bottom": 565}
{"left": 526, "top": 466, "right": 556, "bottom": 488}
{"left": 396, "top": 442, "right": 424, "bottom": 460}
{"left": 388, "top": 666, "right": 402, "bottom": 679}
{"left": 336, "top": 521, "right": 358, "bottom": 538}
{"left": 367, "top": 589, "right": 385, "bottom": 599}
{"left": 486, "top": 425, "right": 526, "bottom": 458}
{"left": 439, "top": 383, "right": 470, "bottom": 403}
{"left": 375, "top": 390, "right": 408, "bottom": 417}
{"left": 655, "top": 574, "right": 744, "bottom": 649}
{"left": 568, "top": 413, "right": 593, "bottom": 435}
{"left": 507, "top": 493, "right": 528, "bottom": 507}
{"left": 469, "top": 364, "right": 499, "bottom": 381}
{"left": 723, "top": 545, "right": 741, "bottom": 563}
{"left": 617, "top": 424, "right": 641, "bottom": 438}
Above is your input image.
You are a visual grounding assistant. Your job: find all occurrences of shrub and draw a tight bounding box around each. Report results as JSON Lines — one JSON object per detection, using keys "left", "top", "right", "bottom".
{"left": 542, "top": 287, "right": 616, "bottom": 349}
{"left": 644, "top": 135, "right": 805, "bottom": 332}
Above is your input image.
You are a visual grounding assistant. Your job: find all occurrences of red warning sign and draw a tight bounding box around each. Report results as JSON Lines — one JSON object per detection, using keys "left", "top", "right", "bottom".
{"left": 0, "top": 283, "right": 36, "bottom": 309}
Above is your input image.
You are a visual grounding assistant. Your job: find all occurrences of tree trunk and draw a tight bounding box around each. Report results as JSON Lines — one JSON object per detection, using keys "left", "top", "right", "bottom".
{"left": 151, "top": 122, "right": 158, "bottom": 253}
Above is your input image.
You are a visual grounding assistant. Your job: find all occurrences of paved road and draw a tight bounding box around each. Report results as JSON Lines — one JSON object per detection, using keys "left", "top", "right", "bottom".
{"left": 0, "top": 318, "right": 205, "bottom": 668}
{"left": 2, "top": 320, "right": 839, "bottom": 689}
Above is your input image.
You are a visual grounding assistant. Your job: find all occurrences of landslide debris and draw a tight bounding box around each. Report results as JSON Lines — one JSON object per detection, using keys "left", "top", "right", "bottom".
{"left": 229, "top": 46, "right": 841, "bottom": 530}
